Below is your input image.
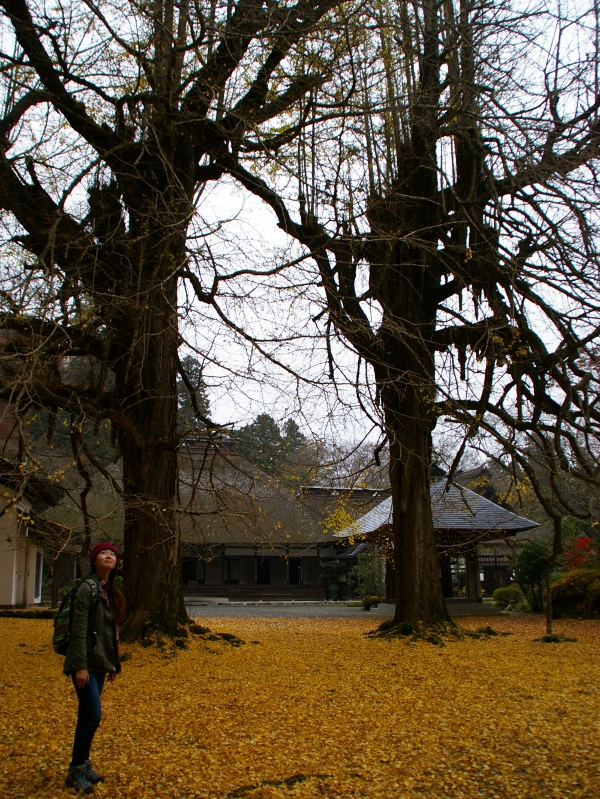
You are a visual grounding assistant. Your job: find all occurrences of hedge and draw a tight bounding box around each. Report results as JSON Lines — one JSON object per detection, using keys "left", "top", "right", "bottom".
{"left": 551, "top": 568, "right": 600, "bottom": 618}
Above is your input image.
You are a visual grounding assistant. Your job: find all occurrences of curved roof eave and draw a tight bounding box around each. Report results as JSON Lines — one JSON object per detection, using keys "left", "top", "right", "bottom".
{"left": 339, "top": 483, "right": 540, "bottom": 539}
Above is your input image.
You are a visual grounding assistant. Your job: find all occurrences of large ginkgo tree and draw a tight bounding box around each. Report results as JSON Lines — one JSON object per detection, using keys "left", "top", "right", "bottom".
{"left": 0, "top": 0, "right": 346, "bottom": 639}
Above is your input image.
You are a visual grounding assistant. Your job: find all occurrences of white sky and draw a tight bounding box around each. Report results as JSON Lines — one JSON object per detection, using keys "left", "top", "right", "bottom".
{"left": 179, "top": 177, "right": 381, "bottom": 445}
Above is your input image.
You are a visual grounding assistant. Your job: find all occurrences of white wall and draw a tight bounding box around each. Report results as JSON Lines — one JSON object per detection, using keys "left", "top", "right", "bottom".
{"left": 0, "top": 488, "right": 41, "bottom": 606}
{"left": 0, "top": 506, "right": 19, "bottom": 605}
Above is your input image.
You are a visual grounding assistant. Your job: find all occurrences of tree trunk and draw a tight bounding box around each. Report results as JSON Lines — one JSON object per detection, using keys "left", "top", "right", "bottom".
{"left": 545, "top": 569, "right": 553, "bottom": 636}
{"left": 386, "top": 401, "right": 450, "bottom": 631}
{"left": 363, "top": 70, "right": 448, "bottom": 632}
{"left": 529, "top": 583, "right": 539, "bottom": 612}
{"left": 372, "top": 259, "right": 452, "bottom": 632}
{"left": 116, "top": 223, "right": 189, "bottom": 641}
{"left": 121, "top": 436, "right": 188, "bottom": 640}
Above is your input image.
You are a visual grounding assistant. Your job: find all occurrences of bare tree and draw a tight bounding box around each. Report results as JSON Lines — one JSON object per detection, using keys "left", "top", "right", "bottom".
{"left": 219, "top": 0, "right": 600, "bottom": 633}
{"left": 0, "top": 0, "right": 345, "bottom": 639}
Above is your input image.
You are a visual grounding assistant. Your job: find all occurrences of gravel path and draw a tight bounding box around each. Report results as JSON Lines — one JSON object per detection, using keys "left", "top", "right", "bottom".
{"left": 185, "top": 601, "right": 502, "bottom": 618}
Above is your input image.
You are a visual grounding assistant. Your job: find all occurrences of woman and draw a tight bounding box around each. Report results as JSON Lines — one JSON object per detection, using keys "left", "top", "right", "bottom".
{"left": 64, "top": 542, "right": 126, "bottom": 794}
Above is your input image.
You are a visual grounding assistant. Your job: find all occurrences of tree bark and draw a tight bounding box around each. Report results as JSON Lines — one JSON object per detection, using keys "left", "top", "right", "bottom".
{"left": 384, "top": 388, "right": 450, "bottom": 631}
{"left": 537, "top": 582, "right": 545, "bottom": 616}
{"left": 528, "top": 583, "right": 540, "bottom": 612}
{"left": 121, "top": 436, "right": 187, "bottom": 639}
{"left": 114, "top": 219, "right": 190, "bottom": 640}
{"left": 545, "top": 569, "right": 553, "bottom": 636}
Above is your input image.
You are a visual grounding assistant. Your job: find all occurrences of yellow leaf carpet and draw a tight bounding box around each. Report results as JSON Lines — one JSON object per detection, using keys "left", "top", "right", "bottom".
{"left": 0, "top": 615, "right": 598, "bottom": 799}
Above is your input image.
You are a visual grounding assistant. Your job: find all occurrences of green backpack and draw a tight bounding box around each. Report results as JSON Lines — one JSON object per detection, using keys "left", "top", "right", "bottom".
{"left": 52, "top": 577, "right": 99, "bottom": 655}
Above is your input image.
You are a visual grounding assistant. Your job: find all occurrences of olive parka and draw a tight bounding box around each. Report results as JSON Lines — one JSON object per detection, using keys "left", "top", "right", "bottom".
{"left": 63, "top": 573, "right": 120, "bottom": 675}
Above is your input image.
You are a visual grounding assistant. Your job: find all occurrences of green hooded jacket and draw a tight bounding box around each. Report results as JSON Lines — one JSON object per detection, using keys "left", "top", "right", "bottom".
{"left": 63, "top": 573, "right": 120, "bottom": 675}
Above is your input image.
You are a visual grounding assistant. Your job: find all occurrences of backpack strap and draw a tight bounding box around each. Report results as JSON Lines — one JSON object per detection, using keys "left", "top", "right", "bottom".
{"left": 80, "top": 576, "right": 100, "bottom": 611}
{"left": 70, "top": 576, "right": 100, "bottom": 620}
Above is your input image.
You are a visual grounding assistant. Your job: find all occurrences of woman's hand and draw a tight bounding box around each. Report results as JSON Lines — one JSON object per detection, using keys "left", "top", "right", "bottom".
{"left": 75, "top": 669, "right": 89, "bottom": 688}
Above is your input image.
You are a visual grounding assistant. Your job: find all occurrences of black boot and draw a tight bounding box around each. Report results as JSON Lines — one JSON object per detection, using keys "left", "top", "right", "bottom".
{"left": 85, "top": 760, "right": 105, "bottom": 785}
{"left": 65, "top": 763, "right": 94, "bottom": 793}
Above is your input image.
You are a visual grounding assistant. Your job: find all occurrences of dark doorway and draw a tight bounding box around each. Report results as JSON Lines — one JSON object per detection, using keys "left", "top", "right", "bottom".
{"left": 225, "top": 558, "right": 239, "bottom": 585}
{"left": 439, "top": 554, "right": 454, "bottom": 598}
{"left": 182, "top": 557, "right": 205, "bottom": 585}
{"left": 288, "top": 558, "right": 302, "bottom": 585}
{"left": 256, "top": 557, "right": 271, "bottom": 585}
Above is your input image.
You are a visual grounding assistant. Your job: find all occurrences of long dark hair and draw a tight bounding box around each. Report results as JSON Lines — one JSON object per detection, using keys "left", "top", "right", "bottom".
{"left": 92, "top": 563, "right": 126, "bottom": 624}
{"left": 106, "top": 569, "right": 126, "bottom": 625}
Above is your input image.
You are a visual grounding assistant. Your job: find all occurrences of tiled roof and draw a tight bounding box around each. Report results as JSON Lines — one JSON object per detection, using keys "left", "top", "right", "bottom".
{"left": 339, "top": 481, "right": 539, "bottom": 537}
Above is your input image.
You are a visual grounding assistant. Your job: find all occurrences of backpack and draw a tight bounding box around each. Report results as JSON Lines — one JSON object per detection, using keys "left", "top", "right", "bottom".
{"left": 52, "top": 577, "right": 100, "bottom": 655}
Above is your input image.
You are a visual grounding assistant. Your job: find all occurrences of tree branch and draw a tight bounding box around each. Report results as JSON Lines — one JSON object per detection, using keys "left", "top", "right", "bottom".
{"left": 1, "top": 0, "right": 120, "bottom": 153}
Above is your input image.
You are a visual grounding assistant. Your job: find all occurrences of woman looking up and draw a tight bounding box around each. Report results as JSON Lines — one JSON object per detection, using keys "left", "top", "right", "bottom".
{"left": 63, "top": 542, "right": 126, "bottom": 793}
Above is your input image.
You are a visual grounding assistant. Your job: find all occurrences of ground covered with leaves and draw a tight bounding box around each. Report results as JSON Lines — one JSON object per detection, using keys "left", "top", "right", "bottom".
{"left": 1, "top": 615, "right": 598, "bottom": 799}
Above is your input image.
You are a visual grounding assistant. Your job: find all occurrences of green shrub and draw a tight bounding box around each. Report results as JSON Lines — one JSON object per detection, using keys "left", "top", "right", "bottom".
{"left": 59, "top": 578, "right": 79, "bottom": 599}
{"left": 514, "top": 542, "right": 548, "bottom": 611}
{"left": 551, "top": 568, "right": 600, "bottom": 618}
{"left": 347, "top": 553, "right": 385, "bottom": 599}
{"left": 492, "top": 586, "right": 524, "bottom": 609}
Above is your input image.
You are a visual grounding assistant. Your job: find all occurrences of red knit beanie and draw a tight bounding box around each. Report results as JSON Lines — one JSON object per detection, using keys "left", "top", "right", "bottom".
{"left": 89, "top": 542, "right": 120, "bottom": 566}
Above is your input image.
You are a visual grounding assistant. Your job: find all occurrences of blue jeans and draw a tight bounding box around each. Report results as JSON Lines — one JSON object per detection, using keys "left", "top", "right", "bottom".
{"left": 70, "top": 672, "right": 105, "bottom": 766}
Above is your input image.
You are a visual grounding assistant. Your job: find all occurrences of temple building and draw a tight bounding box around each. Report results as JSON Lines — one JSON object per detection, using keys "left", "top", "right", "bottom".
{"left": 337, "top": 480, "right": 540, "bottom": 601}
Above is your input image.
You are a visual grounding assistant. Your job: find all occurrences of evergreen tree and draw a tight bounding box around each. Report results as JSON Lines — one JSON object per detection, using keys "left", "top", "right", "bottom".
{"left": 281, "top": 419, "right": 306, "bottom": 454}
{"left": 514, "top": 542, "right": 548, "bottom": 613}
{"left": 236, "top": 414, "right": 285, "bottom": 475}
{"left": 236, "top": 414, "right": 307, "bottom": 480}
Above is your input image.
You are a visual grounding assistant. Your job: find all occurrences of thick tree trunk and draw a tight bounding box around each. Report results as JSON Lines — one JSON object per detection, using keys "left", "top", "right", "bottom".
{"left": 115, "top": 223, "right": 189, "bottom": 641}
{"left": 385, "top": 393, "right": 450, "bottom": 632}
{"left": 121, "top": 438, "right": 188, "bottom": 640}
{"left": 371, "top": 310, "right": 453, "bottom": 633}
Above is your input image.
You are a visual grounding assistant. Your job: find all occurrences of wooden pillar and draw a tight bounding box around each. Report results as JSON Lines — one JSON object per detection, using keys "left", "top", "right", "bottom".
{"left": 22, "top": 540, "right": 31, "bottom": 606}
{"left": 51, "top": 553, "right": 60, "bottom": 609}
{"left": 465, "top": 544, "right": 482, "bottom": 602}
{"left": 439, "top": 553, "right": 454, "bottom": 598}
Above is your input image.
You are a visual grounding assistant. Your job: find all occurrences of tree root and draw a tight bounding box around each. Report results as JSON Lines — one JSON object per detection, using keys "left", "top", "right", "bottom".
{"left": 368, "top": 619, "right": 463, "bottom": 646}
{"left": 369, "top": 620, "right": 513, "bottom": 646}
{"left": 120, "top": 611, "right": 192, "bottom": 644}
{"left": 137, "top": 622, "right": 245, "bottom": 651}
{"left": 534, "top": 633, "right": 578, "bottom": 643}
{"left": 189, "top": 623, "right": 245, "bottom": 646}
{"left": 464, "top": 625, "right": 513, "bottom": 639}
